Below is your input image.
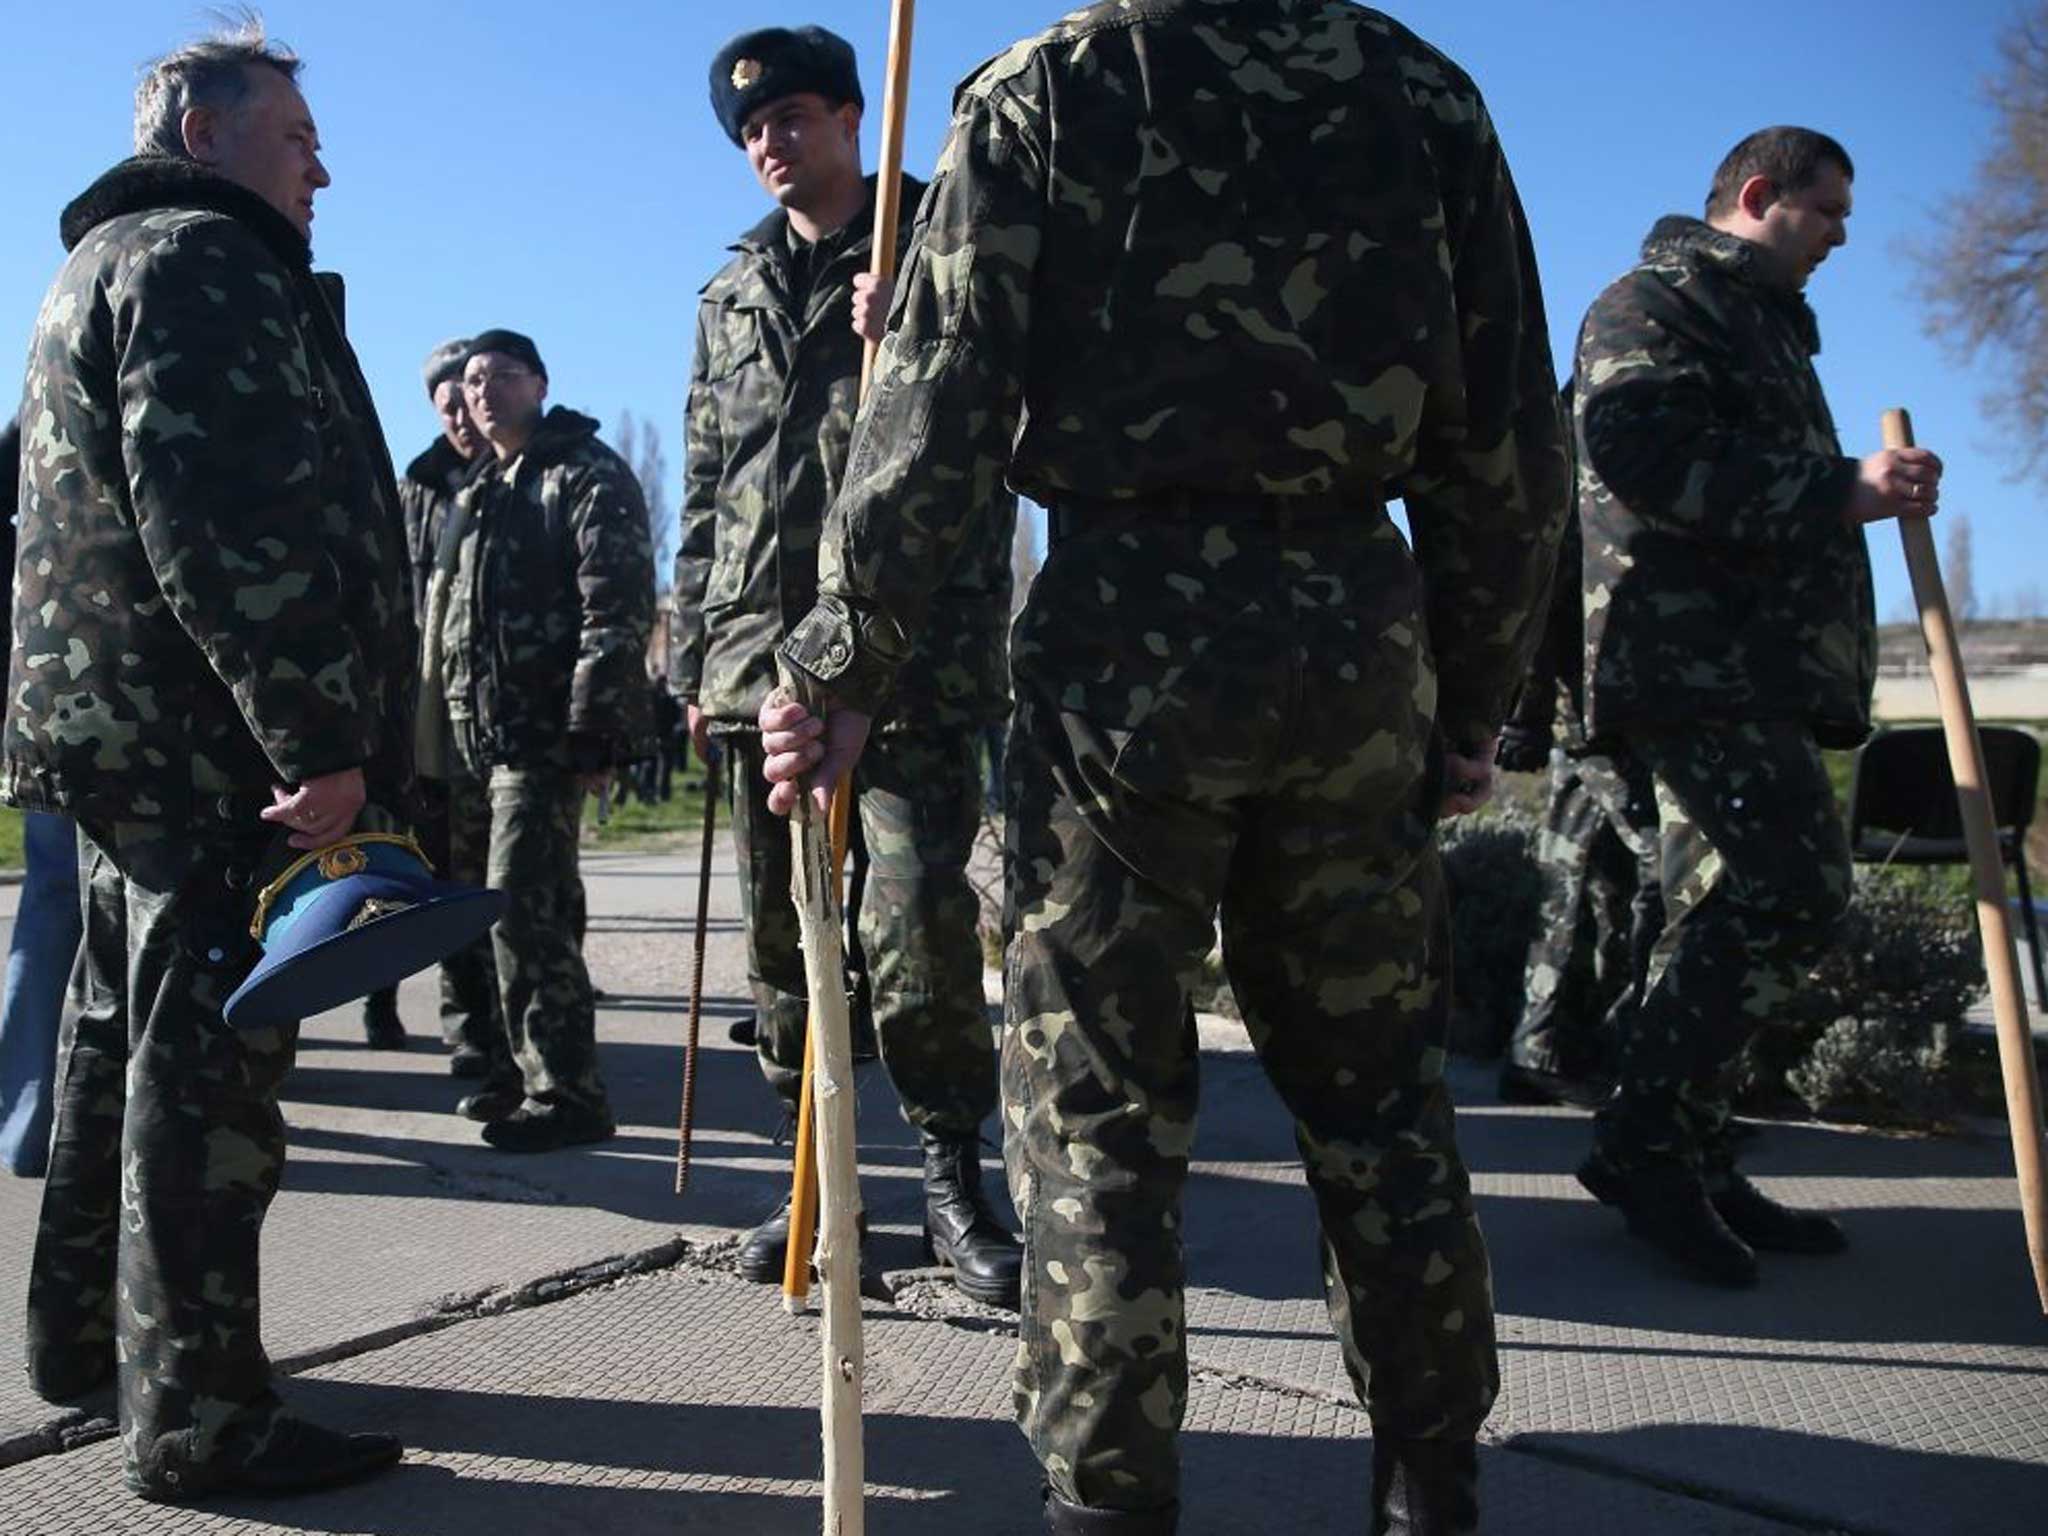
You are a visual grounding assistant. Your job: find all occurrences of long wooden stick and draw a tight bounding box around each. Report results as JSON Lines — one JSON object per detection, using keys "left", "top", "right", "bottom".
{"left": 783, "top": 672, "right": 866, "bottom": 1536}
{"left": 785, "top": 0, "right": 920, "bottom": 1310}
{"left": 781, "top": 784, "right": 848, "bottom": 1308}
{"left": 1884, "top": 407, "right": 2048, "bottom": 1312}
{"left": 674, "top": 750, "right": 720, "bottom": 1195}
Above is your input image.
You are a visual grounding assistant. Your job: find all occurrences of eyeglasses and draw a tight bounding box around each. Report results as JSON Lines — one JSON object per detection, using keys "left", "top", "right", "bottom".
{"left": 463, "top": 368, "right": 533, "bottom": 395}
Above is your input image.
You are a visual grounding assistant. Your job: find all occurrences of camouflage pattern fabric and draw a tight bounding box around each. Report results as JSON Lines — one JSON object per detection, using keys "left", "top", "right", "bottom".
{"left": 397, "top": 435, "right": 474, "bottom": 621}
{"left": 772, "top": 3, "right": 1568, "bottom": 1512}
{"left": 7, "top": 157, "right": 415, "bottom": 828}
{"left": 1507, "top": 746, "right": 1661, "bottom": 1082}
{"left": 438, "top": 406, "right": 655, "bottom": 773}
{"left": 438, "top": 770, "right": 511, "bottom": 1071}
{"left": 1003, "top": 513, "right": 1500, "bottom": 1511}
{"left": 484, "top": 767, "right": 607, "bottom": 1118}
{"left": 673, "top": 173, "right": 1014, "bottom": 733}
{"left": 1576, "top": 216, "right": 1875, "bottom": 751}
{"left": 28, "top": 817, "right": 290, "bottom": 1487}
{"left": 726, "top": 731, "right": 996, "bottom": 1137}
{"left": 782, "top": 1, "right": 1568, "bottom": 754}
{"left": 1594, "top": 721, "right": 1852, "bottom": 1170}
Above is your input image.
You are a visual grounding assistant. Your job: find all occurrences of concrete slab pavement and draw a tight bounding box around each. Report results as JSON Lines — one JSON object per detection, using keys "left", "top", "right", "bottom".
{"left": 1, "top": 842, "right": 2043, "bottom": 1533}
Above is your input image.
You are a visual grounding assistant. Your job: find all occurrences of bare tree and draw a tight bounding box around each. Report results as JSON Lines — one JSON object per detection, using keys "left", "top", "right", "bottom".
{"left": 614, "top": 410, "right": 675, "bottom": 590}
{"left": 1914, "top": 5, "right": 2048, "bottom": 469}
{"left": 1944, "top": 514, "right": 1978, "bottom": 623}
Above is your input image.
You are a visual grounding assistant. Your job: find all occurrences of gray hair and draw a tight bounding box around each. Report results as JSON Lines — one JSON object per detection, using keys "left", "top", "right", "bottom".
{"left": 133, "top": 11, "right": 301, "bottom": 159}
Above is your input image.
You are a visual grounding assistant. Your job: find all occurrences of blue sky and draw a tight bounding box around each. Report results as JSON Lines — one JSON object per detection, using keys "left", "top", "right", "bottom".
{"left": 2, "top": 1, "right": 2036, "bottom": 621}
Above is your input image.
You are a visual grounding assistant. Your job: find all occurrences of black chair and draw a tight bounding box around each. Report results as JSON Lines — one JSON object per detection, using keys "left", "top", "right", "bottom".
{"left": 1846, "top": 724, "right": 2046, "bottom": 1012}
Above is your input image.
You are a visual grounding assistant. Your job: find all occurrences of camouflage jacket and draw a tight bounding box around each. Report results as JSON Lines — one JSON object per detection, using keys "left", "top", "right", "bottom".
{"left": 6, "top": 157, "right": 414, "bottom": 829}
{"left": 1505, "top": 383, "right": 1585, "bottom": 748}
{"left": 675, "top": 173, "right": 1014, "bottom": 732}
{"left": 781, "top": 0, "right": 1568, "bottom": 751}
{"left": 398, "top": 435, "right": 476, "bottom": 621}
{"left": 1576, "top": 216, "right": 1873, "bottom": 748}
{"left": 438, "top": 406, "right": 655, "bottom": 771}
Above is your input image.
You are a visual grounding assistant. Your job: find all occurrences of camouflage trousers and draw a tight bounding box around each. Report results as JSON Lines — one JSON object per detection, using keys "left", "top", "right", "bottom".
{"left": 1004, "top": 512, "right": 1497, "bottom": 1513}
{"left": 725, "top": 729, "right": 995, "bottom": 1137}
{"left": 423, "top": 773, "right": 502, "bottom": 1057}
{"left": 1506, "top": 745, "right": 1661, "bottom": 1081}
{"left": 26, "top": 817, "right": 293, "bottom": 1486}
{"left": 1595, "top": 720, "right": 1853, "bottom": 1170}
{"left": 447, "top": 766, "right": 607, "bottom": 1114}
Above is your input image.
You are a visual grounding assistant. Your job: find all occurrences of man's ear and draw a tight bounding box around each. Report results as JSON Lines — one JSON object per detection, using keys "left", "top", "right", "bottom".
{"left": 839, "top": 103, "right": 862, "bottom": 146}
{"left": 1737, "top": 173, "right": 1779, "bottom": 221}
{"left": 180, "top": 105, "right": 221, "bottom": 163}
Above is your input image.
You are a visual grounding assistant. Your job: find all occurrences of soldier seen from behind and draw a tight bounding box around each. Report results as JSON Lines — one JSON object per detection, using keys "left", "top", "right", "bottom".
{"left": 7, "top": 20, "right": 414, "bottom": 1500}
{"left": 762, "top": 3, "right": 1570, "bottom": 1530}
{"left": 1571, "top": 128, "right": 1944, "bottom": 1285}
{"left": 679, "top": 26, "right": 1023, "bottom": 1305}
{"left": 427, "top": 329, "right": 655, "bottom": 1152}
{"left": 398, "top": 337, "right": 505, "bottom": 1077}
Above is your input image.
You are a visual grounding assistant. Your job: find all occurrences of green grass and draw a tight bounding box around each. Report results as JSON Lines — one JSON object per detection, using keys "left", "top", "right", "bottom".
{"left": 581, "top": 777, "right": 710, "bottom": 849}
{"left": 0, "top": 806, "right": 21, "bottom": 871}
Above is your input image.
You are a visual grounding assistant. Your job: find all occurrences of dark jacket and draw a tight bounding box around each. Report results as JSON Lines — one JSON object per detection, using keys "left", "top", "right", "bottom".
{"left": 439, "top": 406, "right": 655, "bottom": 770}
{"left": 5, "top": 157, "right": 414, "bottom": 829}
{"left": 675, "top": 173, "right": 1014, "bottom": 732}
{"left": 398, "top": 435, "right": 476, "bottom": 620}
{"left": 1576, "top": 215, "right": 1873, "bottom": 747}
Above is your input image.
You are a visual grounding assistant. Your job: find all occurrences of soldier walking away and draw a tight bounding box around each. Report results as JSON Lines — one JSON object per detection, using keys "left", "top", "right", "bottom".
{"left": 1495, "top": 398, "right": 1663, "bottom": 1111}
{"left": 404, "top": 336, "right": 507, "bottom": 1079}
{"left": 761, "top": 4, "right": 1570, "bottom": 1529}
{"left": 679, "top": 25, "right": 1022, "bottom": 1305}
{"left": 6, "top": 20, "right": 414, "bottom": 1499}
{"left": 428, "top": 329, "right": 654, "bottom": 1153}
{"left": 1572, "top": 127, "right": 1944, "bottom": 1286}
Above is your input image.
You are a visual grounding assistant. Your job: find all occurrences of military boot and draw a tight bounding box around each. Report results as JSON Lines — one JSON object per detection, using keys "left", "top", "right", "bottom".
{"left": 921, "top": 1132, "right": 1023, "bottom": 1308}
{"left": 1710, "top": 1170, "right": 1848, "bottom": 1254}
{"left": 737, "top": 1197, "right": 794, "bottom": 1284}
{"left": 360, "top": 988, "right": 406, "bottom": 1050}
{"left": 1578, "top": 1149, "right": 1758, "bottom": 1287}
{"left": 1043, "top": 1489, "right": 1179, "bottom": 1533}
{"left": 129, "top": 1412, "right": 402, "bottom": 1504}
{"left": 1371, "top": 1437, "right": 1479, "bottom": 1535}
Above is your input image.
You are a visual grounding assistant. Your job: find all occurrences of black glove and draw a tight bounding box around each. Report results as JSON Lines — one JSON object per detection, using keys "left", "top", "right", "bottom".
{"left": 1494, "top": 724, "right": 1550, "bottom": 774}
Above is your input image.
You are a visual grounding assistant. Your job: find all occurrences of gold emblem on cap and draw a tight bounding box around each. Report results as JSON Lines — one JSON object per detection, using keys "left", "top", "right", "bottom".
{"left": 318, "top": 845, "right": 370, "bottom": 880}
{"left": 732, "top": 58, "right": 765, "bottom": 90}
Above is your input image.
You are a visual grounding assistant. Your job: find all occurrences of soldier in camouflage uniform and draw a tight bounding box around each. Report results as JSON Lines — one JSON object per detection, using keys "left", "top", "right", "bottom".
{"left": 1573, "top": 128, "right": 1944, "bottom": 1286}
{"left": 5, "top": 26, "right": 410, "bottom": 1500}
{"left": 395, "top": 337, "right": 504, "bottom": 1078}
{"left": 761, "top": 5, "right": 1569, "bottom": 1529}
{"left": 679, "top": 26, "right": 1022, "bottom": 1304}
{"left": 1495, "top": 425, "right": 1663, "bottom": 1109}
{"left": 427, "top": 328, "right": 654, "bottom": 1153}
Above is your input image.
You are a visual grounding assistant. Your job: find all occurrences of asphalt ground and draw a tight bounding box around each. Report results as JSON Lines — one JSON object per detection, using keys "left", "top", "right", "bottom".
{"left": 1, "top": 842, "right": 2043, "bottom": 1534}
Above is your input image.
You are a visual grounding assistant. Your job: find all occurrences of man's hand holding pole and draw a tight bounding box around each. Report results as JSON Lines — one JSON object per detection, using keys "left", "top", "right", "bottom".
{"left": 761, "top": 692, "right": 872, "bottom": 819}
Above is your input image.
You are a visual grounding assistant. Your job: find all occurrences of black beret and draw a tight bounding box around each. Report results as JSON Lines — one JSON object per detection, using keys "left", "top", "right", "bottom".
{"left": 709, "top": 26, "right": 862, "bottom": 147}
{"left": 422, "top": 337, "right": 471, "bottom": 395}
{"left": 465, "top": 328, "right": 547, "bottom": 382}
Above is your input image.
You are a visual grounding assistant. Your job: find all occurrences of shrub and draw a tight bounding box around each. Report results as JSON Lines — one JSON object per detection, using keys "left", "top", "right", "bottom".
{"left": 1440, "top": 798, "right": 1546, "bottom": 1056}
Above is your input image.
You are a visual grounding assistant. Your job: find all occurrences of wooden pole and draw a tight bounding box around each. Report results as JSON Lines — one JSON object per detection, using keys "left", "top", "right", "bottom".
{"left": 781, "top": 785, "right": 847, "bottom": 1308}
{"left": 784, "top": 0, "right": 918, "bottom": 1309}
{"left": 1884, "top": 407, "right": 2048, "bottom": 1312}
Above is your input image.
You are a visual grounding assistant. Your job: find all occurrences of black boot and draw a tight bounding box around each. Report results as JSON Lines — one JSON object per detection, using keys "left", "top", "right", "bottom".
{"left": 737, "top": 1198, "right": 793, "bottom": 1284}
{"left": 1043, "top": 1488, "right": 1179, "bottom": 1533}
{"left": 1578, "top": 1149, "right": 1758, "bottom": 1287}
{"left": 129, "top": 1414, "right": 402, "bottom": 1503}
{"left": 361, "top": 989, "right": 406, "bottom": 1050}
{"left": 1371, "top": 1437, "right": 1479, "bottom": 1536}
{"left": 922, "top": 1133, "right": 1023, "bottom": 1308}
{"left": 1711, "top": 1171, "right": 1848, "bottom": 1254}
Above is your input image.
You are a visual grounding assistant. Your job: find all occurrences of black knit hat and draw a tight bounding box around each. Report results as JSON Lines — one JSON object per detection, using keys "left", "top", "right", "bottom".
{"left": 465, "top": 328, "right": 546, "bottom": 382}
{"left": 421, "top": 337, "right": 471, "bottom": 395}
{"left": 710, "top": 26, "right": 862, "bottom": 147}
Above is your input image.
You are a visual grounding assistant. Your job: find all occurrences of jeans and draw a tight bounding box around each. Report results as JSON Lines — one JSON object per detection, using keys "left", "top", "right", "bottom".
{"left": 0, "top": 812, "right": 83, "bottom": 1176}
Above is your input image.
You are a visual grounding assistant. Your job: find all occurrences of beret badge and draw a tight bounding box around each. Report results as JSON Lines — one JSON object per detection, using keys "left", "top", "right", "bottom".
{"left": 732, "top": 58, "right": 765, "bottom": 90}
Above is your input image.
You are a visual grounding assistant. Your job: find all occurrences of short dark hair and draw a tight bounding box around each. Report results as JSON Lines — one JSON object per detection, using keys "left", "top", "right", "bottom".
{"left": 1705, "top": 127, "right": 1854, "bottom": 220}
{"left": 133, "top": 10, "right": 302, "bottom": 160}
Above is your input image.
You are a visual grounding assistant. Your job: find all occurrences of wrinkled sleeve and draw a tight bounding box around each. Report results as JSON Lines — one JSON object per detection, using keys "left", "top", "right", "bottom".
{"left": 116, "top": 224, "right": 376, "bottom": 783}
{"left": 673, "top": 308, "right": 721, "bottom": 704}
{"left": 1576, "top": 277, "right": 1858, "bottom": 556}
{"left": 567, "top": 460, "right": 656, "bottom": 749}
{"left": 1399, "top": 100, "right": 1571, "bottom": 753}
{"left": 780, "top": 84, "right": 1046, "bottom": 715}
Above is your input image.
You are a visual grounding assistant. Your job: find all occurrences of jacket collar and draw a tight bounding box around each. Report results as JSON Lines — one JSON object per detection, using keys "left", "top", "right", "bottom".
{"left": 1642, "top": 214, "right": 1821, "bottom": 354}
{"left": 60, "top": 155, "right": 312, "bottom": 268}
